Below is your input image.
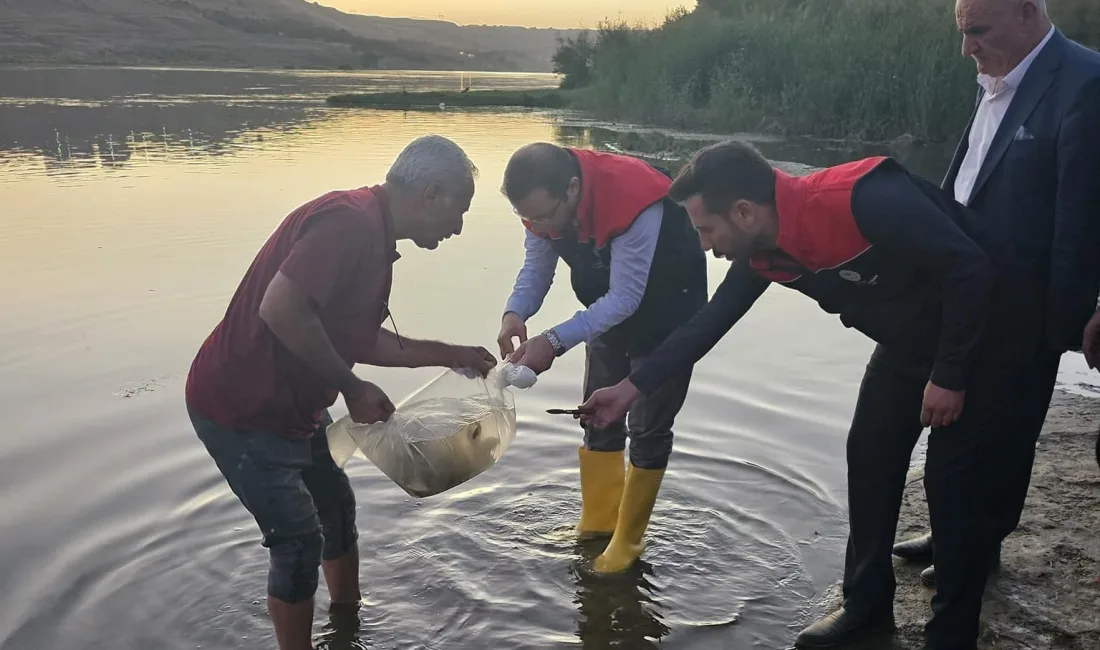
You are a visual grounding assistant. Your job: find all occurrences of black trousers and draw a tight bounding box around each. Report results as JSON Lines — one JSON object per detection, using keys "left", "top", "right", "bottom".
{"left": 580, "top": 333, "right": 693, "bottom": 471}
{"left": 840, "top": 343, "right": 1059, "bottom": 650}
{"left": 987, "top": 351, "right": 1060, "bottom": 543}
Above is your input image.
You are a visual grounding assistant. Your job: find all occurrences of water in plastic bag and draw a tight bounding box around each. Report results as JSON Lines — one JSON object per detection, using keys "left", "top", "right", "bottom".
{"left": 326, "top": 367, "right": 518, "bottom": 498}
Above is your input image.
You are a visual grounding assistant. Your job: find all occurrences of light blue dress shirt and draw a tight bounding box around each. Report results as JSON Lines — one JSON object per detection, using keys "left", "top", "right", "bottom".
{"left": 503, "top": 202, "right": 664, "bottom": 353}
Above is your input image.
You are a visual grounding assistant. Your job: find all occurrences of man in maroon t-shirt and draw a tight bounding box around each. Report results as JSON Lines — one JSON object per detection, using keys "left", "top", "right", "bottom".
{"left": 185, "top": 135, "right": 496, "bottom": 650}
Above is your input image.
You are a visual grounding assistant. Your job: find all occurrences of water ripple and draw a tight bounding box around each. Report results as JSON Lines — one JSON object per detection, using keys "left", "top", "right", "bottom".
{"left": 0, "top": 67, "right": 886, "bottom": 650}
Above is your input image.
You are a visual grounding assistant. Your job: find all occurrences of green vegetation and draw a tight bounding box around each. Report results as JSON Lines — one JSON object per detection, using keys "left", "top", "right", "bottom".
{"left": 326, "top": 90, "right": 571, "bottom": 109}
{"left": 552, "top": 31, "right": 596, "bottom": 89}
{"left": 555, "top": 0, "right": 1100, "bottom": 142}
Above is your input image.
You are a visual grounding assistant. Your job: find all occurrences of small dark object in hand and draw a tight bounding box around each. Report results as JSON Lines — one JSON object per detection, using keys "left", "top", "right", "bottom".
{"left": 546, "top": 408, "right": 582, "bottom": 415}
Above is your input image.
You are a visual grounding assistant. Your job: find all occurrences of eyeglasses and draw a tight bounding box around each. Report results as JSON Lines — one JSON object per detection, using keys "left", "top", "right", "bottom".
{"left": 516, "top": 196, "right": 563, "bottom": 224}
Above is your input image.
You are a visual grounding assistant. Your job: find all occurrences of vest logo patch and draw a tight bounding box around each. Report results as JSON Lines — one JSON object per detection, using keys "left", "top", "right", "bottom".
{"left": 837, "top": 270, "right": 879, "bottom": 286}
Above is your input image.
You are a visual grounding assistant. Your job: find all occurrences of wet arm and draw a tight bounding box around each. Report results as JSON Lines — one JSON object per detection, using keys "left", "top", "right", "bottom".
{"left": 360, "top": 328, "right": 458, "bottom": 368}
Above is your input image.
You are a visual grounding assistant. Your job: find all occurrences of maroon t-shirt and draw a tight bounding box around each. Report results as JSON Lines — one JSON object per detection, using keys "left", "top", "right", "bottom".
{"left": 186, "top": 185, "right": 399, "bottom": 438}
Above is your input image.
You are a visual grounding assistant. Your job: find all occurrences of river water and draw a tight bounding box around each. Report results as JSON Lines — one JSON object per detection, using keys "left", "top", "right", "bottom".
{"left": 0, "top": 66, "right": 1093, "bottom": 650}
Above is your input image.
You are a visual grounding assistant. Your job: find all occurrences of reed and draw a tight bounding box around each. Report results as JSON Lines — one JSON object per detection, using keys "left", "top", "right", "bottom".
{"left": 562, "top": 0, "right": 1099, "bottom": 142}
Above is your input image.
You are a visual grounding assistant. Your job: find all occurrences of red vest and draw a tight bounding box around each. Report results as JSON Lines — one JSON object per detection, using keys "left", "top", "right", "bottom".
{"left": 750, "top": 157, "right": 889, "bottom": 282}
{"left": 523, "top": 148, "right": 671, "bottom": 248}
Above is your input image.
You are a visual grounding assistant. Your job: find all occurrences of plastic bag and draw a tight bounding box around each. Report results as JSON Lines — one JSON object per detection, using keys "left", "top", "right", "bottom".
{"left": 326, "top": 366, "right": 523, "bottom": 498}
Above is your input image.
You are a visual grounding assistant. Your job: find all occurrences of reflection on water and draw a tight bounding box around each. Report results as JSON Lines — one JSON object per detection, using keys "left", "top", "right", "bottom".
{"left": 0, "top": 66, "right": 558, "bottom": 180}
{"left": 0, "top": 66, "right": 556, "bottom": 103}
{"left": 0, "top": 66, "right": 904, "bottom": 650}
{"left": 570, "top": 548, "right": 672, "bottom": 649}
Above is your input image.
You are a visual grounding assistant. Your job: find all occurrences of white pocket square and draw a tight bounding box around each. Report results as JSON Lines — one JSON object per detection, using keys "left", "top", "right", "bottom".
{"left": 1014, "top": 126, "right": 1034, "bottom": 141}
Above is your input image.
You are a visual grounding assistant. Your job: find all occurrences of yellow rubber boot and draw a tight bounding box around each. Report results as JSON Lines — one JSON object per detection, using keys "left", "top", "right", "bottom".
{"left": 576, "top": 447, "right": 626, "bottom": 539}
{"left": 592, "top": 463, "right": 665, "bottom": 573}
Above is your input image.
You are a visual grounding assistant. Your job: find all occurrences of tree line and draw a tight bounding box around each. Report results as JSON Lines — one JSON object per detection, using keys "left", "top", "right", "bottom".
{"left": 553, "top": 0, "right": 1100, "bottom": 142}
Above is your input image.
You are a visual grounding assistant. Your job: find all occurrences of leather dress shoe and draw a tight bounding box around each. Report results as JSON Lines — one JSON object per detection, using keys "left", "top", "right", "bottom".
{"left": 919, "top": 547, "right": 1001, "bottom": 587}
{"left": 892, "top": 532, "right": 934, "bottom": 561}
{"left": 794, "top": 607, "right": 895, "bottom": 648}
{"left": 919, "top": 564, "right": 937, "bottom": 587}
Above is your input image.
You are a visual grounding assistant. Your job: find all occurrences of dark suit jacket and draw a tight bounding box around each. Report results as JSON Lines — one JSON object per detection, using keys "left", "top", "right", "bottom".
{"left": 943, "top": 30, "right": 1100, "bottom": 355}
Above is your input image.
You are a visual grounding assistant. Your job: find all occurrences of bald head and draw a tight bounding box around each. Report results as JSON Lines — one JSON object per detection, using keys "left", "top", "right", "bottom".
{"left": 955, "top": 0, "right": 1052, "bottom": 77}
{"left": 501, "top": 142, "right": 578, "bottom": 203}
{"left": 501, "top": 142, "right": 583, "bottom": 233}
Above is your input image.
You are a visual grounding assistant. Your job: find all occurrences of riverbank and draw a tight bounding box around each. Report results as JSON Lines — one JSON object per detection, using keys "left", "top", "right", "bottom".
{"left": 326, "top": 89, "right": 570, "bottom": 109}
{"left": 819, "top": 391, "right": 1100, "bottom": 649}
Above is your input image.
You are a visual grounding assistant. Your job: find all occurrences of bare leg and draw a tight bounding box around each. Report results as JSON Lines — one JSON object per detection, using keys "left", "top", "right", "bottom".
{"left": 268, "top": 595, "right": 314, "bottom": 650}
{"left": 322, "top": 546, "right": 362, "bottom": 605}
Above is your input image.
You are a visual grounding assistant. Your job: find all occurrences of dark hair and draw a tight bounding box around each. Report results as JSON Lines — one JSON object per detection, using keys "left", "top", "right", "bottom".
{"left": 668, "top": 140, "right": 776, "bottom": 213}
{"left": 501, "top": 142, "right": 578, "bottom": 203}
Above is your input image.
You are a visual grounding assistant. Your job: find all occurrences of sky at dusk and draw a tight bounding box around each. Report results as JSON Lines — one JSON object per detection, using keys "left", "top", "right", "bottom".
{"left": 315, "top": 0, "right": 695, "bottom": 29}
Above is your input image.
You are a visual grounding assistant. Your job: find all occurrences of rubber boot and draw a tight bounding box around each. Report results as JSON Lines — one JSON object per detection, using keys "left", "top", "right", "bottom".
{"left": 592, "top": 463, "right": 665, "bottom": 573}
{"left": 576, "top": 447, "right": 625, "bottom": 539}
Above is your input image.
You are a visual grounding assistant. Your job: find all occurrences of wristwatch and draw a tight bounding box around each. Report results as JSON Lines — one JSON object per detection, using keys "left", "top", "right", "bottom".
{"left": 543, "top": 328, "right": 566, "bottom": 357}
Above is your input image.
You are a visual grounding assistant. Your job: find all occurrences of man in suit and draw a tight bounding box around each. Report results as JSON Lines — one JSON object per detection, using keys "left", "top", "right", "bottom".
{"left": 891, "top": 0, "right": 1100, "bottom": 624}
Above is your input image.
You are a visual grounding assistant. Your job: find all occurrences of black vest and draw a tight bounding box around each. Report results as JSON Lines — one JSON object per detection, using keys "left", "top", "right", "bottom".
{"left": 549, "top": 166, "right": 708, "bottom": 357}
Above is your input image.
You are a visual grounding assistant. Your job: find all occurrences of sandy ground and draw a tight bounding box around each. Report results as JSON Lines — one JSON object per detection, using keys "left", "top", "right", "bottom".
{"left": 818, "top": 391, "right": 1100, "bottom": 649}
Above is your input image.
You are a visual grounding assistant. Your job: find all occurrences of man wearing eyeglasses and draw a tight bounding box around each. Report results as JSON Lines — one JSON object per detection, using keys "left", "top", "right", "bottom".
{"left": 184, "top": 135, "right": 496, "bottom": 650}
{"left": 496, "top": 142, "right": 708, "bottom": 574}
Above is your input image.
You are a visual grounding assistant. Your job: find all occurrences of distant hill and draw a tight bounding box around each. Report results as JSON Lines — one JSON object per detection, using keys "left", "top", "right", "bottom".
{"left": 0, "top": 0, "right": 586, "bottom": 71}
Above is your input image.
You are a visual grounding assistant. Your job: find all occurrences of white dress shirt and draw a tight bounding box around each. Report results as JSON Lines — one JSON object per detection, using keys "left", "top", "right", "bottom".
{"left": 954, "top": 26, "right": 1055, "bottom": 205}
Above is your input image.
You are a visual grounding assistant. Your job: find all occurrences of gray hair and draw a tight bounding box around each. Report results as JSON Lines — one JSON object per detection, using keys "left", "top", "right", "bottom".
{"left": 1000, "top": 0, "right": 1048, "bottom": 12}
{"left": 386, "top": 134, "right": 478, "bottom": 196}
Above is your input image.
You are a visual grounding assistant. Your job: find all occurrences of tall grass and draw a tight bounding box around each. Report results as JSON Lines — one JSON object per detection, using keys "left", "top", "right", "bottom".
{"left": 572, "top": 0, "right": 1099, "bottom": 142}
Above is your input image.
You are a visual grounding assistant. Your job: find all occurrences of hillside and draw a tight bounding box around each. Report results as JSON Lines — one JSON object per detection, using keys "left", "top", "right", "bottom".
{"left": 0, "top": 0, "right": 583, "bottom": 71}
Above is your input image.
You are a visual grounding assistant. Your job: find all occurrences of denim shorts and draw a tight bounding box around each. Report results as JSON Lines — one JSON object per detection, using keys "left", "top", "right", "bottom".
{"left": 188, "top": 406, "right": 358, "bottom": 581}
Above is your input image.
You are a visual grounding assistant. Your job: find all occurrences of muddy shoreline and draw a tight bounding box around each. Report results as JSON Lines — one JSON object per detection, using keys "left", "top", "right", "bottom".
{"left": 817, "top": 391, "right": 1100, "bottom": 649}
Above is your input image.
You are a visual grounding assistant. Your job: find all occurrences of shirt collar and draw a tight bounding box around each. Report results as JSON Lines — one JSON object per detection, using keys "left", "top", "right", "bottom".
{"left": 978, "top": 25, "right": 1055, "bottom": 95}
{"left": 369, "top": 184, "right": 401, "bottom": 263}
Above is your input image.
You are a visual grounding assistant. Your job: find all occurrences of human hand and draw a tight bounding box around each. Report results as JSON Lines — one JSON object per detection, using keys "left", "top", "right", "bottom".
{"left": 921, "top": 381, "right": 965, "bottom": 428}
{"left": 343, "top": 380, "right": 395, "bottom": 425}
{"left": 448, "top": 345, "right": 498, "bottom": 377}
{"left": 497, "top": 312, "right": 528, "bottom": 358}
{"left": 578, "top": 380, "right": 640, "bottom": 430}
{"left": 1083, "top": 311, "right": 1100, "bottom": 370}
{"left": 509, "top": 334, "right": 555, "bottom": 374}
